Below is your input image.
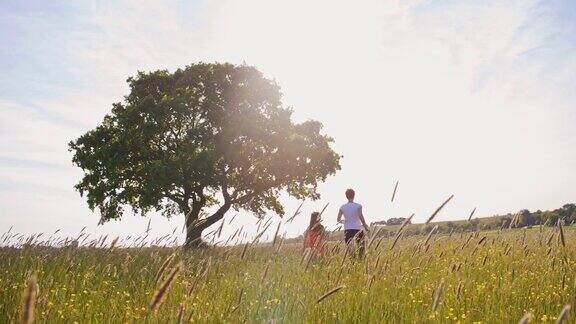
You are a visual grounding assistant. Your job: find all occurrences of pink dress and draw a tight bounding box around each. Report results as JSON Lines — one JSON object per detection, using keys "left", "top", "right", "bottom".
{"left": 303, "top": 228, "right": 324, "bottom": 254}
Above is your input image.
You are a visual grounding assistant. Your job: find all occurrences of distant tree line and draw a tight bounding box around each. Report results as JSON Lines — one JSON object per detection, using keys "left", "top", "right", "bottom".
{"left": 369, "top": 203, "right": 576, "bottom": 238}
{"left": 285, "top": 203, "right": 576, "bottom": 243}
{"left": 371, "top": 217, "right": 410, "bottom": 226}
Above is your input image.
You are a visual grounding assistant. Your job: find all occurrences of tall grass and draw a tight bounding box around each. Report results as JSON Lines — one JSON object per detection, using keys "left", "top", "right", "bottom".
{"left": 1, "top": 226, "right": 575, "bottom": 322}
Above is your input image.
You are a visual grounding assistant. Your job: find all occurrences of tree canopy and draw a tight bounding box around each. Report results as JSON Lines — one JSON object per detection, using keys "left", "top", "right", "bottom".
{"left": 69, "top": 62, "right": 341, "bottom": 246}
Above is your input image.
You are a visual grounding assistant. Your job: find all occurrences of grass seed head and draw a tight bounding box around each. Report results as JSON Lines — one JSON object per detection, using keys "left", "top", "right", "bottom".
{"left": 426, "top": 195, "right": 454, "bottom": 224}
{"left": 432, "top": 278, "right": 445, "bottom": 312}
{"left": 316, "top": 285, "right": 345, "bottom": 303}
{"left": 518, "top": 312, "right": 533, "bottom": 324}
{"left": 558, "top": 219, "right": 566, "bottom": 248}
{"left": 556, "top": 304, "right": 571, "bottom": 324}
{"left": 19, "top": 274, "right": 38, "bottom": 324}
{"left": 155, "top": 253, "right": 176, "bottom": 284}
{"left": 149, "top": 262, "right": 182, "bottom": 312}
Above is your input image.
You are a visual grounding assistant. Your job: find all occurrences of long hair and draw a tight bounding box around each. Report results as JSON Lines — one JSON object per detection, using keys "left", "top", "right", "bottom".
{"left": 308, "top": 212, "right": 324, "bottom": 231}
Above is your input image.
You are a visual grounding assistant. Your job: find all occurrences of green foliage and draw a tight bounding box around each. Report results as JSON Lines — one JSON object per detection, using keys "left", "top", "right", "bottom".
{"left": 69, "top": 63, "right": 341, "bottom": 244}
{"left": 386, "top": 217, "right": 408, "bottom": 226}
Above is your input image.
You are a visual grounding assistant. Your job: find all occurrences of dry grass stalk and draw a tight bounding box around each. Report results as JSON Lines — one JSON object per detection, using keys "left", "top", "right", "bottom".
{"left": 518, "top": 312, "right": 533, "bottom": 324}
{"left": 300, "top": 249, "right": 311, "bottom": 265}
{"left": 275, "top": 236, "right": 285, "bottom": 254}
{"left": 19, "top": 274, "right": 38, "bottom": 324}
{"left": 558, "top": 219, "right": 566, "bottom": 248}
{"left": 455, "top": 281, "right": 463, "bottom": 300}
{"left": 468, "top": 207, "right": 477, "bottom": 221}
{"left": 237, "top": 287, "right": 244, "bottom": 306}
{"left": 155, "top": 253, "right": 176, "bottom": 284}
{"left": 398, "top": 213, "right": 415, "bottom": 235}
{"left": 556, "top": 304, "right": 571, "bottom": 324}
{"left": 304, "top": 251, "right": 314, "bottom": 271}
{"left": 374, "top": 237, "right": 384, "bottom": 250}
{"left": 432, "top": 278, "right": 445, "bottom": 312}
{"left": 187, "top": 261, "right": 210, "bottom": 297}
{"left": 390, "top": 180, "right": 399, "bottom": 202}
{"left": 318, "top": 203, "right": 330, "bottom": 218}
{"left": 225, "top": 288, "right": 245, "bottom": 316}
{"left": 109, "top": 236, "right": 120, "bottom": 250}
{"left": 366, "top": 227, "right": 383, "bottom": 250}
{"left": 390, "top": 230, "right": 404, "bottom": 250}
{"left": 547, "top": 232, "right": 556, "bottom": 247}
{"left": 316, "top": 285, "right": 345, "bottom": 303}
{"left": 146, "top": 218, "right": 151, "bottom": 233}
{"left": 251, "top": 222, "right": 273, "bottom": 245}
{"left": 255, "top": 217, "right": 264, "bottom": 233}
{"left": 216, "top": 218, "right": 225, "bottom": 238}
{"left": 262, "top": 217, "right": 274, "bottom": 232}
{"left": 508, "top": 213, "right": 519, "bottom": 230}
{"left": 149, "top": 262, "right": 182, "bottom": 312}
{"left": 272, "top": 222, "right": 282, "bottom": 247}
{"left": 286, "top": 202, "right": 304, "bottom": 223}
{"left": 176, "top": 303, "right": 186, "bottom": 324}
{"left": 367, "top": 274, "right": 376, "bottom": 290}
{"left": 261, "top": 261, "right": 271, "bottom": 281}
{"left": 230, "top": 227, "right": 241, "bottom": 241}
{"left": 461, "top": 234, "right": 474, "bottom": 250}
{"left": 426, "top": 195, "right": 454, "bottom": 224}
{"left": 471, "top": 246, "right": 479, "bottom": 256}
{"left": 336, "top": 248, "right": 348, "bottom": 283}
{"left": 424, "top": 225, "right": 438, "bottom": 246}
{"left": 186, "top": 274, "right": 201, "bottom": 296}
{"left": 477, "top": 236, "right": 487, "bottom": 246}
{"left": 499, "top": 221, "right": 507, "bottom": 233}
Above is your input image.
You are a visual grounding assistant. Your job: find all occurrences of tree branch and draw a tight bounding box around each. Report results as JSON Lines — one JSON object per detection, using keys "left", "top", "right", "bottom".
{"left": 165, "top": 191, "right": 187, "bottom": 212}
{"left": 200, "top": 201, "right": 232, "bottom": 230}
{"left": 231, "top": 190, "right": 261, "bottom": 205}
{"left": 229, "top": 179, "right": 284, "bottom": 205}
{"left": 222, "top": 181, "right": 231, "bottom": 203}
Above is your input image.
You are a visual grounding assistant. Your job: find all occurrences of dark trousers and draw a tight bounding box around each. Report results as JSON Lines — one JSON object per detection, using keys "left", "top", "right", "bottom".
{"left": 344, "top": 229, "right": 365, "bottom": 257}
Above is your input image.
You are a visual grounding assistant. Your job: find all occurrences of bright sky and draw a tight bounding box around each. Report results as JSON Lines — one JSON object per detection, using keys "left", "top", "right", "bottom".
{"left": 1, "top": 0, "right": 575, "bottom": 245}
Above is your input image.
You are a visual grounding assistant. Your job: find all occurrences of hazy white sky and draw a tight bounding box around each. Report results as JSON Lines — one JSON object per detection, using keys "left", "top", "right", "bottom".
{"left": 1, "top": 0, "right": 575, "bottom": 244}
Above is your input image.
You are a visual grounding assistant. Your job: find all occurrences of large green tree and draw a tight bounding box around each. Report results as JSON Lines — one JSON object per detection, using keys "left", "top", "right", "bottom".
{"left": 69, "top": 63, "right": 341, "bottom": 246}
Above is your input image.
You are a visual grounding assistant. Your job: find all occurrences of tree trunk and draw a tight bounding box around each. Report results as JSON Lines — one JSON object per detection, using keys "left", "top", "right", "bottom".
{"left": 185, "top": 225, "right": 204, "bottom": 248}
{"left": 184, "top": 202, "right": 232, "bottom": 248}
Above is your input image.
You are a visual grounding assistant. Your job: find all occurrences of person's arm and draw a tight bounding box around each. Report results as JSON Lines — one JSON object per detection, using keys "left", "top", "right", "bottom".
{"left": 337, "top": 207, "right": 343, "bottom": 224}
{"left": 358, "top": 206, "right": 370, "bottom": 232}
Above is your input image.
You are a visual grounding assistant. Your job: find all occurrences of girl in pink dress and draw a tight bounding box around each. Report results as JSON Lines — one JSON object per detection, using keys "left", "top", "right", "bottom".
{"left": 303, "top": 212, "right": 325, "bottom": 256}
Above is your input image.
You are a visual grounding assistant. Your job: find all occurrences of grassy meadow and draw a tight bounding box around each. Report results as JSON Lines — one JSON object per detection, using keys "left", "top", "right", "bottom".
{"left": 1, "top": 225, "right": 575, "bottom": 323}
